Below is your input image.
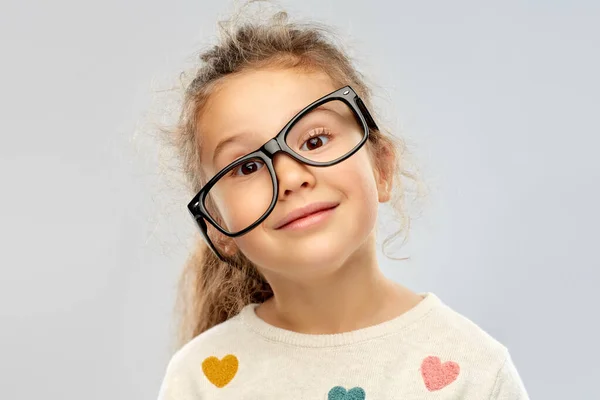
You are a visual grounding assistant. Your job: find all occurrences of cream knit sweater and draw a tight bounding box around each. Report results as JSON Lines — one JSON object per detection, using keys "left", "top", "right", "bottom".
{"left": 157, "top": 292, "right": 530, "bottom": 399}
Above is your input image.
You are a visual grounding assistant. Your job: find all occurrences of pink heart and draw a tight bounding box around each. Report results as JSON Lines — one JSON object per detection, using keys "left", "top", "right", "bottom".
{"left": 420, "top": 356, "right": 460, "bottom": 391}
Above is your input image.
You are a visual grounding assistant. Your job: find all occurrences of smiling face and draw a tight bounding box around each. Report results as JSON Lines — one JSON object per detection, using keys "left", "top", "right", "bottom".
{"left": 197, "top": 67, "right": 391, "bottom": 279}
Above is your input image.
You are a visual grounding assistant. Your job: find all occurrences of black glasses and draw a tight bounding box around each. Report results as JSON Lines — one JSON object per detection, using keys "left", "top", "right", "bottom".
{"left": 187, "top": 85, "right": 378, "bottom": 261}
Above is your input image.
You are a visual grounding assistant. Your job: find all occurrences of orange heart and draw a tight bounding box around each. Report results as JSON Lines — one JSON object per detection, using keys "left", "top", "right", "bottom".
{"left": 420, "top": 355, "right": 460, "bottom": 391}
{"left": 202, "top": 354, "right": 239, "bottom": 388}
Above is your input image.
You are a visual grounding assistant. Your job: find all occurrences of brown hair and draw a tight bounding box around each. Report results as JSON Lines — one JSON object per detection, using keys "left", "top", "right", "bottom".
{"left": 157, "top": 1, "right": 428, "bottom": 350}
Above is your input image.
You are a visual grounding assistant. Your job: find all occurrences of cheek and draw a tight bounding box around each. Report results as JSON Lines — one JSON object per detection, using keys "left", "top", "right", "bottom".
{"left": 332, "top": 152, "right": 380, "bottom": 200}
{"left": 230, "top": 227, "right": 272, "bottom": 265}
{"left": 209, "top": 170, "right": 274, "bottom": 233}
{"left": 219, "top": 192, "right": 271, "bottom": 232}
{"left": 334, "top": 153, "right": 381, "bottom": 224}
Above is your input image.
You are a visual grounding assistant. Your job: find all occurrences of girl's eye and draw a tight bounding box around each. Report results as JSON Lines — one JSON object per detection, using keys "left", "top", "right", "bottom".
{"left": 232, "top": 160, "right": 265, "bottom": 176}
{"left": 300, "top": 129, "right": 332, "bottom": 151}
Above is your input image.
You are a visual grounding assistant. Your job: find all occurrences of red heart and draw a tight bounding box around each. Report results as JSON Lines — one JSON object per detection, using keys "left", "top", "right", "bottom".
{"left": 420, "top": 356, "right": 460, "bottom": 391}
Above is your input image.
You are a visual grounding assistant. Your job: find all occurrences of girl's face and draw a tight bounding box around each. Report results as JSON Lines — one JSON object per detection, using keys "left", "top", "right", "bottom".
{"left": 198, "top": 68, "right": 391, "bottom": 279}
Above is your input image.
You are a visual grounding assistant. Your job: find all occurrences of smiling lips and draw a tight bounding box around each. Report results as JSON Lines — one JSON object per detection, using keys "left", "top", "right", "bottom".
{"left": 274, "top": 201, "right": 339, "bottom": 230}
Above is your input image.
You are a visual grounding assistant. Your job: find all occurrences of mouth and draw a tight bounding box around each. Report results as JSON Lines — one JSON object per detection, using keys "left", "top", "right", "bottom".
{"left": 274, "top": 202, "right": 339, "bottom": 231}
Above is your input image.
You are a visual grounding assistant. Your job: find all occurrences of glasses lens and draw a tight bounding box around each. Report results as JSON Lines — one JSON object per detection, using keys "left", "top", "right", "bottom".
{"left": 285, "top": 99, "right": 366, "bottom": 163}
{"left": 204, "top": 156, "right": 274, "bottom": 234}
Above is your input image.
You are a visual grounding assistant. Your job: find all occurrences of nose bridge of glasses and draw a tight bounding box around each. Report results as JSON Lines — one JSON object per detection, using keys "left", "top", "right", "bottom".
{"left": 262, "top": 137, "right": 307, "bottom": 170}
{"left": 262, "top": 137, "right": 283, "bottom": 157}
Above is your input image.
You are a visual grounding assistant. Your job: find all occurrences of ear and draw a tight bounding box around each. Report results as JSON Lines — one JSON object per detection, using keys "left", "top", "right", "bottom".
{"left": 373, "top": 145, "right": 395, "bottom": 203}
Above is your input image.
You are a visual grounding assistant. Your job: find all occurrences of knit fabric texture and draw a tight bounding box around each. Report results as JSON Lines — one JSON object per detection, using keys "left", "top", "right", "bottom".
{"left": 157, "top": 292, "right": 529, "bottom": 399}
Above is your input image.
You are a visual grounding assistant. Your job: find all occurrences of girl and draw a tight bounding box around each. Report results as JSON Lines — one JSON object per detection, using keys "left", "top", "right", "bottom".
{"left": 156, "top": 2, "right": 529, "bottom": 399}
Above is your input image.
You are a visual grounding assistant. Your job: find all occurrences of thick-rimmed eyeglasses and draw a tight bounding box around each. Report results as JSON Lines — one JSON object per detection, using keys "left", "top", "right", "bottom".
{"left": 187, "top": 85, "right": 379, "bottom": 261}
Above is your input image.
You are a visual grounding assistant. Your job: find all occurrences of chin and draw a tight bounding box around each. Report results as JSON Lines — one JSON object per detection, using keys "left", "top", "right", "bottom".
{"left": 284, "top": 231, "right": 366, "bottom": 270}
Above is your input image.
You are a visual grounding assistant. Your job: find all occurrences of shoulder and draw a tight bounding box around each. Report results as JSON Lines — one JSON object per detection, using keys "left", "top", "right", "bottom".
{"left": 157, "top": 309, "right": 249, "bottom": 399}
{"left": 400, "top": 293, "right": 528, "bottom": 395}
{"left": 411, "top": 293, "right": 510, "bottom": 372}
{"left": 429, "top": 294, "right": 507, "bottom": 353}
{"left": 489, "top": 351, "right": 530, "bottom": 399}
{"left": 168, "top": 309, "right": 248, "bottom": 371}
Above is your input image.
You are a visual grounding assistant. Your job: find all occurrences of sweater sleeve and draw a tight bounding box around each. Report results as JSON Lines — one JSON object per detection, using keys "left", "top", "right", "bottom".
{"left": 156, "top": 351, "right": 201, "bottom": 400}
{"left": 489, "top": 351, "right": 530, "bottom": 400}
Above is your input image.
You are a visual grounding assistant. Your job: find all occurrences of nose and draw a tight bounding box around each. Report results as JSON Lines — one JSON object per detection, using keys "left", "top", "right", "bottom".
{"left": 273, "top": 152, "right": 316, "bottom": 199}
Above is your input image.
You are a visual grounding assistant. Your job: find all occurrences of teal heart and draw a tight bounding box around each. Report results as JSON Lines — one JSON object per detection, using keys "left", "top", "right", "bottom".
{"left": 328, "top": 386, "right": 366, "bottom": 400}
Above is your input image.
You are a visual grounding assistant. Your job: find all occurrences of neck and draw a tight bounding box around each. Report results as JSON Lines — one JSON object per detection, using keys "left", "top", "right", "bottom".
{"left": 255, "top": 234, "right": 421, "bottom": 334}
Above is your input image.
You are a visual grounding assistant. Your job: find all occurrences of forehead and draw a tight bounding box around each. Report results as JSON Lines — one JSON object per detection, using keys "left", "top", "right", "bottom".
{"left": 197, "top": 68, "right": 338, "bottom": 161}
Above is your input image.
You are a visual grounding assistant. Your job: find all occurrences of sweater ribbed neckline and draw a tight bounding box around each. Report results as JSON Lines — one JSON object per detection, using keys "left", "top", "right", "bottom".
{"left": 238, "top": 292, "right": 441, "bottom": 348}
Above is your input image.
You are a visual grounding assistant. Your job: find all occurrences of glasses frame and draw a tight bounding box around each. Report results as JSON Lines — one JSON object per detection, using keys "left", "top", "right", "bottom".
{"left": 187, "top": 85, "right": 379, "bottom": 261}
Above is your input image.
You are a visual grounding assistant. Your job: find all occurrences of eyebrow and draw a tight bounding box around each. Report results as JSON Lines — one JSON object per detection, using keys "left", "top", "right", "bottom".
{"left": 210, "top": 103, "right": 339, "bottom": 165}
{"left": 211, "top": 134, "right": 248, "bottom": 165}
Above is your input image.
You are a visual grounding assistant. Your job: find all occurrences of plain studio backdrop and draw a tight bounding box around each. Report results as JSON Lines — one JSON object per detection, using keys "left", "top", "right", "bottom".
{"left": 1, "top": 0, "right": 598, "bottom": 398}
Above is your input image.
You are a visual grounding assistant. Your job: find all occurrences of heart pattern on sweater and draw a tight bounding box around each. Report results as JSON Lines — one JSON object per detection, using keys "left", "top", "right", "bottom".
{"left": 328, "top": 386, "right": 366, "bottom": 400}
{"left": 202, "top": 354, "right": 238, "bottom": 388}
{"left": 420, "top": 355, "right": 460, "bottom": 391}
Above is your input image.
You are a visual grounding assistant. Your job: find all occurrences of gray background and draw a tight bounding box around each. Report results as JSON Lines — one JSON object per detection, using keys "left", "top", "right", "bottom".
{"left": 1, "top": 0, "right": 598, "bottom": 399}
